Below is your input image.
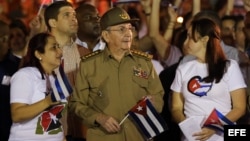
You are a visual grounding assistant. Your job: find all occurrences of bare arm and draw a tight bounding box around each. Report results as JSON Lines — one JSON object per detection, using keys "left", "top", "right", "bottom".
{"left": 171, "top": 91, "right": 186, "bottom": 123}
{"left": 174, "top": 0, "right": 182, "bottom": 8}
{"left": 192, "top": 0, "right": 200, "bottom": 16}
{"left": 140, "top": 0, "right": 151, "bottom": 24}
{"left": 11, "top": 94, "right": 60, "bottom": 123}
{"left": 226, "top": 0, "right": 234, "bottom": 15}
{"left": 149, "top": 0, "right": 171, "bottom": 59}
{"left": 135, "top": 3, "right": 149, "bottom": 38}
{"left": 163, "top": 6, "right": 177, "bottom": 45}
{"left": 226, "top": 88, "right": 247, "bottom": 122}
{"left": 23, "top": 10, "right": 47, "bottom": 57}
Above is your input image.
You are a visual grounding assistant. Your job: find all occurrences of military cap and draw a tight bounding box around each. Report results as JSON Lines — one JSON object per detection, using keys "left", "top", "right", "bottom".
{"left": 100, "top": 7, "right": 139, "bottom": 30}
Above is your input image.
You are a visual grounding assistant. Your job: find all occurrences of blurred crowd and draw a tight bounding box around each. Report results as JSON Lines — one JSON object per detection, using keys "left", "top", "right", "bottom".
{"left": 0, "top": 0, "right": 246, "bottom": 27}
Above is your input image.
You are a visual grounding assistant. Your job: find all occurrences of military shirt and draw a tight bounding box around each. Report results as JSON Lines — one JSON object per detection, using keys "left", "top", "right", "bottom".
{"left": 70, "top": 47, "right": 164, "bottom": 141}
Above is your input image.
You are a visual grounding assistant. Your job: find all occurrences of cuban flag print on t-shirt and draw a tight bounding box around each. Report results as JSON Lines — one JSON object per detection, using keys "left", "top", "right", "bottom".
{"left": 187, "top": 76, "right": 213, "bottom": 97}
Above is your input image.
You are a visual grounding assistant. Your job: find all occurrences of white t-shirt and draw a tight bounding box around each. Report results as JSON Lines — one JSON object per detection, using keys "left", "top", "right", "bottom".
{"left": 9, "top": 67, "right": 65, "bottom": 141}
{"left": 171, "top": 59, "right": 246, "bottom": 140}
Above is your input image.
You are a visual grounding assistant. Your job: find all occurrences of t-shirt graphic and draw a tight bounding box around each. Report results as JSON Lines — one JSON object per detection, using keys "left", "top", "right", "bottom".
{"left": 187, "top": 76, "right": 213, "bottom": 97}
{"left": 36, "top": 104, "right": 65, "bottom": 134}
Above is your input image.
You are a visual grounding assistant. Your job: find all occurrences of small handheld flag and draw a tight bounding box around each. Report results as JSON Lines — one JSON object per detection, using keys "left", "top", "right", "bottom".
{"left": 127, "top": 97, "right": 168, "bottom": 139}
{"left": 203, "top": 108, "right": 235, "bottom": 132}
{"left": 51, "top": 66, "right": 73, "bottom": 102}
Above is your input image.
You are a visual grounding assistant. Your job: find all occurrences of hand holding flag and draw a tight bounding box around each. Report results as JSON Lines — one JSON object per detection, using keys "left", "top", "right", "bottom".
{"left": 120, "top": 97, "right": 167, "bottom": 139}
{"left": 202, "top": 108, "right": 235, "bottom": 132}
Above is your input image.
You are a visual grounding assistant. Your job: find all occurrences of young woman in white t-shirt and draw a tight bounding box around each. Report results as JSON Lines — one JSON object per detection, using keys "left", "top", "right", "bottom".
{"left": 171, "top": 18, "right": 247, "bottom": 141}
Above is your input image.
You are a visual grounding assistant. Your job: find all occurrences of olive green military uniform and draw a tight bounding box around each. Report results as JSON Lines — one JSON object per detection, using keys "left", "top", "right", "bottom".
{"left": 69, "top": 47, "right": 164, "bottom": 141}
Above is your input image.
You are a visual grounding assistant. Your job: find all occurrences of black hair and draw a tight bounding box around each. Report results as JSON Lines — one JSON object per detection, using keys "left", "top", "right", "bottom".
{"left": 44, "top": 1, "right": 73, "bottom": 31}
{"left": 193, "top": 10, "right": 222, "bottom": 28}
{"left": 191, "top": 18, "right": 228, "bottom": 83}
{"left": 20, "top": 32, "right": 52, "bottom": 79}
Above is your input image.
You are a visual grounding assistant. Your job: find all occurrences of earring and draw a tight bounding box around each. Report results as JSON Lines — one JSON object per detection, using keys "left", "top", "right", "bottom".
{"left": 39, "top": 58, "right": 42, "bottom": 61}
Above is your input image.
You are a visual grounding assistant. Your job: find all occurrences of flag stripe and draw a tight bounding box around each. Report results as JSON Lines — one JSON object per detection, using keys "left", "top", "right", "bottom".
{"left": 146, "top": 101, "right": 164, "bottom": 133}
{"left": 56, "top": 67, "right": 70, "bottom": 97}
{"left": 144, "top": 110, "right": 160, "bottom": 135}
{"left": 51, "top": 84, "right": 60, "bottom": 101}
{"left": 50, "top": 66, "right": 73, "bottom": 102}
{"left": 55, "top": 68, "right": 68, "bottom": 97}
{"left": 145, "top": 108, "right": 160, "bottom": 136}
{"left": 54, "top": 78, "right": 66, "bottom": 99}
{"left": 216, "top": 110, "right": 235, "bottom": 125}
{"left": 128, "top": 99, "right": 168, "bottom": 139}
{"left": 59, "top": 66, "right": 73, "bottom": 95}
{"left": 146, "top": 100, "right": 167, "bottom": 131}
{"left": 129, "top": 112, "right": 154, "bottom": 138}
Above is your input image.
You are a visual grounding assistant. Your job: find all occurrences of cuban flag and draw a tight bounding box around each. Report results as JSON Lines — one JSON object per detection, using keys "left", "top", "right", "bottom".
{"left": 51, "top": 66, "right": 73, "bottom": 102}
{"left": 128, "top": 98, "right": 168, "bottom": 139}
{"left": 203, "top": 108, "right": 235, "bottom": 132}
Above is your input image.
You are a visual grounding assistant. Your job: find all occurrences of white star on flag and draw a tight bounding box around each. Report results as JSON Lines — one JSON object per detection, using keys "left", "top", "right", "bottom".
{"left": 137, "top": 106, "right": 143, "bottom": 111}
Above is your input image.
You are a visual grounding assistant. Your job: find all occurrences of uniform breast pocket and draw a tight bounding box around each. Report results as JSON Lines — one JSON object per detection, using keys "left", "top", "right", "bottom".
{"left": 132, "top": 76, "right": 149, "bottom": 99}
{"left": 88, "top": 77, "right": 109, "bottom": 111}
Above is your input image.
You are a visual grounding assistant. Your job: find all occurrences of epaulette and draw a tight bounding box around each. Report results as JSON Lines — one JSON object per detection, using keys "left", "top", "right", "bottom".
{"left": 81, "top": 50, "right": 102, "bottom": 60}
{"left": 131, "top": 49, "right": 153, "bottom": 60}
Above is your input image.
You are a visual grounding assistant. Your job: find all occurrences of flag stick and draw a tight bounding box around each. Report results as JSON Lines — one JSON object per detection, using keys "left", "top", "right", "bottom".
{"left": 37, "top": 0, "right": 46, "bottom": 16}
{"left": 119, "top": 114, "right": 129, "bottom": 125}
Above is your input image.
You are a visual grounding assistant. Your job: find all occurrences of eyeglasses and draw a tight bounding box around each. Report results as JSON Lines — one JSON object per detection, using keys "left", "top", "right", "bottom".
{"left": 82, "top": 15, "right": 101, "bottom": 21}
{"left": 0, "top": 35, "right": 8, "bottom": 43}
{"left": 106, "top": 26, "right": 135, "bottom": 34}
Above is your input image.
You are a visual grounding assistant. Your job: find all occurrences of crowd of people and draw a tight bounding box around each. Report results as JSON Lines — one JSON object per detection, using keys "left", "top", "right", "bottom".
{"left": 1, "top": 0, "right": 250, "bottom": 141}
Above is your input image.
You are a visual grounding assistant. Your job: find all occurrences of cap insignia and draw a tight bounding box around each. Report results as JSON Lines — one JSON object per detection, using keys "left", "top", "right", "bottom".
{"left": 119, "top": 13, "right": 129, "bottom": 20}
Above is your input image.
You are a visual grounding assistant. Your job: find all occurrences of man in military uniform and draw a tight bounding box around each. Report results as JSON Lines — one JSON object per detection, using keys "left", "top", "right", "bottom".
{"left": 69, "top": 7, "right": 164, "bottom": 141}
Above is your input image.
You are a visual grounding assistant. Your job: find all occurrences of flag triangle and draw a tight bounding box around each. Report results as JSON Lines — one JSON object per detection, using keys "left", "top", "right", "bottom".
{"left": 130, "top": 99, "right": 147, "bottom": 116}
{"left": 203, "top": 108, "right": 223, "bottom": 126}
